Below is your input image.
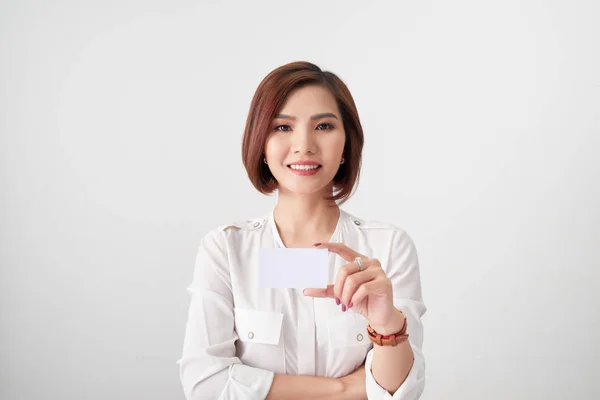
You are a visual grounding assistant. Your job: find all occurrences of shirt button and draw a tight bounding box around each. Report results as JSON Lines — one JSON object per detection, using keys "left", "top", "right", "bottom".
{"left": 357, "top": 333, "right": 364, "bottom": 341}
{"left": 253, "top": 222, "right": 260, "bottom": 228}
{"left": 354, "top": 220, "right": 361, "bottom": 226}
{"left": 248, "top": 331, "right": 254, "bottom": 339}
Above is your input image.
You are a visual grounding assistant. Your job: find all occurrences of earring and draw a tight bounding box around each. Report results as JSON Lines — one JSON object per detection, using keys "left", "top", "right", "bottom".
{"left": 264, "top": 158, "right": 268, "bottom": 164}
{"left": 340, "top": 157, "right": 345, "bottom": 164}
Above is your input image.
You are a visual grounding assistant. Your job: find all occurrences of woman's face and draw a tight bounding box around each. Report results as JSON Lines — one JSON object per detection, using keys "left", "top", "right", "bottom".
{"left": 264, "top": 84, "right": 346, "bottom": 197}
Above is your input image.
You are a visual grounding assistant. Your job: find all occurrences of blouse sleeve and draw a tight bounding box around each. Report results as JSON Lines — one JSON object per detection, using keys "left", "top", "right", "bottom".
{"left": 364, "top": 229, "right": 427, "bottom": 399}
{"left": 177, "top": 229, "right": 275, "bottom": 399}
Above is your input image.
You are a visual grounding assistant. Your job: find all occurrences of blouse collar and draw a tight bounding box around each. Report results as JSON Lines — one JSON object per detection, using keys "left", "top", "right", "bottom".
{"left": 269, "top": 208, "right": 346, "bottom": 248}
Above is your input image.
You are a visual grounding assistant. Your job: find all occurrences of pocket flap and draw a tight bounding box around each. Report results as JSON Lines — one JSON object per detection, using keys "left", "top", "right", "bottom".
{"left": 327, "top": 312, "right": 371, "bottom": 348}
{"left": 234, "top": 308, "right": 284, "bottom": 345}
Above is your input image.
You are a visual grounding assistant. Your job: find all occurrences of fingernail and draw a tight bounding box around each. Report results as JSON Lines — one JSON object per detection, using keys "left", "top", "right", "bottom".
{"left": 341, "top": 304, "right": 347, "bottom": 312}
{"left": 335, "top": 297, "right": 340, "bottom": 305}
{"left": 348, "top": 302, "right": 353, "bottom": 309}
{"left": 302, "top": 289, "right": 307, "bottom": 295}
{"left": 313, "top": 242, "right": 322, "bottom": 247}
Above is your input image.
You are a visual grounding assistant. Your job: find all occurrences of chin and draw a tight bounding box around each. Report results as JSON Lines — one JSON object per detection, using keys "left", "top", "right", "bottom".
{"left": 280, "top": 183, "right": 332, "bottom": 196}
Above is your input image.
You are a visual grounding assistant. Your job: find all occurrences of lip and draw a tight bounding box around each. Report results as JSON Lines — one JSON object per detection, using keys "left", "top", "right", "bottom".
{"left": 288, "top": 164, "right": 321, "bottom": 176}
{"left": 286, "top": 160, "right": 321, "bottom": 166}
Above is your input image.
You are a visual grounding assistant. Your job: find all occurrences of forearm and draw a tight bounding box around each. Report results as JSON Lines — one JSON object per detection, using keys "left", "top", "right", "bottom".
{"left": 371, "top": 339, "right": 414, "bottom": 394}
{"left": 370, "top": 309, "right": 415, "bottom": 394}
{"left": 266, "top": 373, "right": 345, "bottom": 400}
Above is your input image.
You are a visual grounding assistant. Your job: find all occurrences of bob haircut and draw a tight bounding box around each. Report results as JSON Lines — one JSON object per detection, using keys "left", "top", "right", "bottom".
{"left": 241, "top": 61, "right": 364, "bottom": 206}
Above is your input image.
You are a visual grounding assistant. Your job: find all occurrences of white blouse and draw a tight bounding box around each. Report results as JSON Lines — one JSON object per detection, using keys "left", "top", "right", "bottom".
{"left": 177, "top": 208, "right": 427, "bottom": 399}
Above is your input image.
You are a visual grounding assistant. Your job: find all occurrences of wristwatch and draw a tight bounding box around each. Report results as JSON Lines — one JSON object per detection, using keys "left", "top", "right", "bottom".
{"left": 367, "top": 314, "right": 409, "bottom": 347}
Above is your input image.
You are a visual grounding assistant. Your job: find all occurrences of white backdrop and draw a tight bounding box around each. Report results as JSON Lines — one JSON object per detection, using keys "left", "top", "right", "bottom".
{"left": 1, "top": 1, "right": 599, "bottom": 399}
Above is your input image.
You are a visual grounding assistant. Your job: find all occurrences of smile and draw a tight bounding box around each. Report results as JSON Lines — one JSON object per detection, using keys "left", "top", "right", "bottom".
{"left": 287, "top": 164, "right": 322, "bottom": 176}
{"left": 288, "top": 164, "right": 321, "bottom": 171}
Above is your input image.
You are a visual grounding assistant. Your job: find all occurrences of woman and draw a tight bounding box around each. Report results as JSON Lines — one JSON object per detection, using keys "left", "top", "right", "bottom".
{"left": 178, "top": 61, "right": 427, "bottom": 399}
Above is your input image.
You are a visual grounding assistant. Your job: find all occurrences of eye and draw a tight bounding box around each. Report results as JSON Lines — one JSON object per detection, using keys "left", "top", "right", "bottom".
{"left": 273, "top": 124, "right": 291, "bottom": 132}
{"left": 316, "top": 123, "right": 334, "bottom": 130}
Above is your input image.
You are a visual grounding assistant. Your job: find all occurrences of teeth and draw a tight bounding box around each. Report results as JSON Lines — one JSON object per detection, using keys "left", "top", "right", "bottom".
{"left": 289, "top": 164, "right": 320, "bottom": 171}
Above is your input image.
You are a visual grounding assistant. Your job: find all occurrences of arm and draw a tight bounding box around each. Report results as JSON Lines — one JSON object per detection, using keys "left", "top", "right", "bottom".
{"left": 370, "top": 309, "right": 415, "bottom": 393}
{"left": 267, "top": 357, "right": 368, "bottom": 400}
{"left": 266, "top": 374, "right": 344, "bottom": 400}
{"left": 178, "top": 229, "right": 275, "bottom": 399}
{"left": 365, "top": 230, "right": 427, "bottom": 399}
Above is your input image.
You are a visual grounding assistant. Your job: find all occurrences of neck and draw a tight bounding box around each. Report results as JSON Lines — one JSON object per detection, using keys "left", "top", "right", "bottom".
{"left": 273, "top": 187, "right": 340, "bottom": 248}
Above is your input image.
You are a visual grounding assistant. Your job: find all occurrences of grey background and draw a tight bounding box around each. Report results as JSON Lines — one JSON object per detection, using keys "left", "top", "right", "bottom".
{"left": 1, "top": 0, "right": 599, "bottom": 399}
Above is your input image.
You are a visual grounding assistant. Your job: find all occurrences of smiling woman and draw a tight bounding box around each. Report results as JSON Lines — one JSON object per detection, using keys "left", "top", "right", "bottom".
{"left": 262, "top": 84, "right": 347, "bottom": 195}
{"left": 178, "top": 61, "right": 427, "bottom": 400}
{"left": 241, "top": 62, "right": 364, "bottom": 205}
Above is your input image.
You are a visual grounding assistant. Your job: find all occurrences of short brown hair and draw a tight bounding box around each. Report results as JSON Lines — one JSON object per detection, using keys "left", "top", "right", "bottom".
{"left": 241, "top": 61, "right": 364, "bottom": 206}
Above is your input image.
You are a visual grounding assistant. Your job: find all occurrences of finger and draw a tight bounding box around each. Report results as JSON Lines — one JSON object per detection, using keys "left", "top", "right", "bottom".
{"left": 314, "top": 242, "right": 365, "bottom": 263}
{"left": 333, "top": 258, "right": 371, "bottom": 305}
{"left": 341, "top": 269, "right": 378, "bottom": 308}
{"left": 302, "top": 285, "right": 334, "bottom": 298}
{"left": 349, "top": 280, "right": 376, "bottom": 308}
{"left": 350, "top": 277, "right": 390, "bottom": 308}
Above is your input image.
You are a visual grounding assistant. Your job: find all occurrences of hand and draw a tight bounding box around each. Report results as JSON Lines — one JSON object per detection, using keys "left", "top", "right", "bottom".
{"left": 303, "top": 242, "right": 405, "bottom": 335}
{"left": 339, "top": 363, "right": 367, "bottom": 400}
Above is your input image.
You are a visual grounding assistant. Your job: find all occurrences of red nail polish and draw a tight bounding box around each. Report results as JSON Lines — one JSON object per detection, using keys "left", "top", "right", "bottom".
{"left": 313, "top": 242, "right": 322, "bottom": 246}
{"left": 341, "top": 304, "right": 346, "bottom": 312}
{"left": 348, "top": 302, "right": 353, "bottom": 309}
{"left": 335, "top": 297, "right": 340, "bottom": 305}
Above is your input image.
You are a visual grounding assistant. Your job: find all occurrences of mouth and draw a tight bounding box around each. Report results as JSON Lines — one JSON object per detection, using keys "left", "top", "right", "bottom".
{"left": 287, "top": 164, "right": 322, "bottom": 171}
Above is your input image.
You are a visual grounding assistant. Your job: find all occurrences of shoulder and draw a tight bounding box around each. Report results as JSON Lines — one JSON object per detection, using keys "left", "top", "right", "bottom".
{"left": 344, "top": 209, "right": 407, "bottom": 236}
{"left": 196, "top": 213, "right": 268, "bottom": 260}
{"left": 200, "top": 213, "right": 268, "bottom": 244}
{"left": 216, "top": 214, "right": 268, "bottom": 233}
{"left": 343, "top": 209, "right": 416, "bottom": 247}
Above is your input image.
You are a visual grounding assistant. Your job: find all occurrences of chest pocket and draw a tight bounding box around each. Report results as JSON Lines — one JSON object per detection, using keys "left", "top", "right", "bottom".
{"left": 327, "top": 312, "right": 372, "bottom": 348}
{"left": 233, "top": 308, "right": 286, "bottom": 374}
{"left": 325, "top": 311, "right": 372, "bottom": 377}
{"left": 234, "top": 308, "right": 284, "bottom": 345}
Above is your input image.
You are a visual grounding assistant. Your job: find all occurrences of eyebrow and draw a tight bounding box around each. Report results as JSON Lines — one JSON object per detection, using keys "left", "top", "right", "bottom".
{"left": 273, "top": 112, "right": 339, "bottom": 121}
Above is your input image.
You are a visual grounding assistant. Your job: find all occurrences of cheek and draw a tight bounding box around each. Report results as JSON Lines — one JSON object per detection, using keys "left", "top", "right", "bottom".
{"left": 265, "top": 137, "right": 287, "bottom": 159}
{"left": 324, "top": 132, "right": 346, "bottom": 154}
{"left": 264, "top": 136, "right": 277, "bottom": 152}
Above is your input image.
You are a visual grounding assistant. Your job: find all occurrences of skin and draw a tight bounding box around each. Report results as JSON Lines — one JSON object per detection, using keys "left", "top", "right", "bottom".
{"left": 264, "top": 84, "right": 346, "bottom": 249}
{"left": 263, "top": 85, "right": 413, "bottom": 399}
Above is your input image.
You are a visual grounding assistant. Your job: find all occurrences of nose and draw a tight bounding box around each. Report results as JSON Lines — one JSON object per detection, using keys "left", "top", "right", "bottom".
{"left": 291, "top": 126, "right": 317, "bottom": 154}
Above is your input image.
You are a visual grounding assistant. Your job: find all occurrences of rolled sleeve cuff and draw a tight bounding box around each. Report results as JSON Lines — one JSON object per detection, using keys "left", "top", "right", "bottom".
{"left": 227, "top": 363, "right": 275, "bottom": 400}
{"left": 365, "top": 342, "right": 426, "bottom": 400}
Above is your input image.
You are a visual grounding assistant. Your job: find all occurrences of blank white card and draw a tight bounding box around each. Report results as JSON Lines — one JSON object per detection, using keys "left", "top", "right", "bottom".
{"left": 258, "top": 248, "right": 329, "bottom": 289}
